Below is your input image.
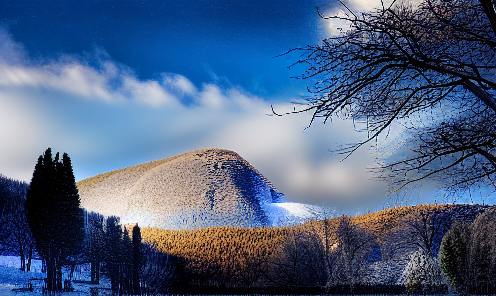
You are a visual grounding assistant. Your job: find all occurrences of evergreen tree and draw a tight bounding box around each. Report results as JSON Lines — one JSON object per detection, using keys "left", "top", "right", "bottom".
{"left": 85, "top": 211, "right": 105, "bottom": 284}
{"left": 132, "top": 224, "right": 142, "bottom": 295}
{"left": 122, "top": 226, "right": 133, "bottom": 294}
{"left": 25, "top": 148, "right": 84, "bottom": 291}
{"left": 439, "top": 221, "right": 470, "bottom": 293}
{"left": 105, "top": 216, "right": 122, "bottom": 295}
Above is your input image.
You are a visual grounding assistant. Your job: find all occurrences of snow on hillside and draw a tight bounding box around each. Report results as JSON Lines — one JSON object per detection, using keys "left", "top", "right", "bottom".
{"left": 120, "top": 202, "right": 328, "bottom": 229}
{"left": 263, "top": 202, "right": 329, "bottom": 226}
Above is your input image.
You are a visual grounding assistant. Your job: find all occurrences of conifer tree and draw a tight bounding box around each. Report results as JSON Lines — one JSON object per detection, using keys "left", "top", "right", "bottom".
{"left": 439, "top": 221, "right": 469, "bottom": 293}
{"left": 132, "top": 224, "right": 142, "bottom": 295}
{"left": 85, "top": 211, "right": 105, "bottom": 284}
{"left": 122, "top": 226, "right": 133, "bottom": 294}
{"left": 105, "top": 216, "right": 122, "bottom": 295}
{"left": 25, "top": 148, "right": 84, "bottom": 291}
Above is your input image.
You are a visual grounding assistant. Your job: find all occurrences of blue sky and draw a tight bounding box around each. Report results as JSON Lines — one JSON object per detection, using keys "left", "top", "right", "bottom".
{"left": 0, "top": 0, "right": 471, "bottom": 212}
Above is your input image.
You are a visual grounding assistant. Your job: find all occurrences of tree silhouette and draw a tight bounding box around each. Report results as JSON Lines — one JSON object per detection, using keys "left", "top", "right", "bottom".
{"left": 25, "top": 148, "right": 84, "bottom": 291}
{"left": 283, "top": 0, "right": 496, "bottom": 193}
{"left": 0, "top": 175, "right": 34, "bottom": 271}
{"left": 132, "top": 224, "right": 143, "bottom": 295}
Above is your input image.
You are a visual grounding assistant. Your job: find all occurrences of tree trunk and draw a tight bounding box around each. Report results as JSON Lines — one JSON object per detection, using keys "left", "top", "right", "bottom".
{"left": 46, "top": 256, "right": 63, "bottom": 292}
{"left": 95, "top": 259, "right": 100, "bottom": 284}
{"left": 56, "top": 264, "right": 63, "bottom": 291}
{"left": 91, "top": 261, "right": 96, "bottom": 283}
{"left": 19, "top": 247, "right": 25, "bottom": 271}
{"left": 91, "top": 259, "right": 101, "bottom": 284}
{"left": 26, "top": 245, "right": 33, "bottom": 272}
{"left": 110, "top": 264, "right": 119, "bottom": 295}
{"left": 46, "top": 258, "right": 55, "bottom": 291}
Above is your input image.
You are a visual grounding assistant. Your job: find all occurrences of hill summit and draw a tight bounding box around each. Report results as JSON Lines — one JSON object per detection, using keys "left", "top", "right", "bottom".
{"left": 78, "top": 148, "right": 317, "bottom": 229}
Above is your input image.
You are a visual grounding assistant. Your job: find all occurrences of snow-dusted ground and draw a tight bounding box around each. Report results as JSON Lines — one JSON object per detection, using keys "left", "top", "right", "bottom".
{"left": 263, "top": 202, "right": 329, "bottom": 226}
{"left": 0, "top": 256, "right": 111, "bottom": 295}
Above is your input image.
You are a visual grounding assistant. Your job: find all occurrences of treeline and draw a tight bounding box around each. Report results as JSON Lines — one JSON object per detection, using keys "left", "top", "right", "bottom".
{"left": 141, "top": 219, "right": 374, "bottom": 290}
{"left": 141, "top": 204, "right": 496, "bottom": 294}
{"left": 142, "top": 226, "right": 291, "bottom": 288}
{"left": 4, "top": 164, "right": 496, "bottom": 295}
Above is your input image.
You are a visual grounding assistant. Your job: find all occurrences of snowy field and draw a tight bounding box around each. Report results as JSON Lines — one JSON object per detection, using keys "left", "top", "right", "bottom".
{"left": 0, "top": 256, "right": 111, "bottom": 296}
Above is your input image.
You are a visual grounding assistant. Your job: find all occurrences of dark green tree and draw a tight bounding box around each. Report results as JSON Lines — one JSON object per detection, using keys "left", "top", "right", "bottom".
{"left": 439, "top": 221, "right": 470, "bottom": 293}
{"left": 468, "top": 210, "right": 496, "bottom": 294}
{"left": 440, "top": 211, "right": 496, "bottom": 294}
{"left": 25, "top": 148, "right": 84, "bottom": 291}
{"left": 132, "top": 224, "right": 142, "bottom": 295}
{"left": 122, "top": 226, "right": 133, "bottom": 294}
{"left": 105, "top": 216, "right": 123, "bottom": 295}
{"left": 85, "top": 211, "right": 105, "bottom": 284}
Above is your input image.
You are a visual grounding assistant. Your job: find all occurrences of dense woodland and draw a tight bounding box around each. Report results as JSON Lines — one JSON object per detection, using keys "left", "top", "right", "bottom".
{"left": 140, "top": 204, "right": 496, "bottom": 294}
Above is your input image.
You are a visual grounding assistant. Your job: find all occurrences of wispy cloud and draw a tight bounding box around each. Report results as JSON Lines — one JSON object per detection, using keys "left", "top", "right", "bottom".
{"left": 323, "top": 0, "right": 421, "bottom": 36}
{"left": 0, "top": 29, "right": 386, "bottom": 210}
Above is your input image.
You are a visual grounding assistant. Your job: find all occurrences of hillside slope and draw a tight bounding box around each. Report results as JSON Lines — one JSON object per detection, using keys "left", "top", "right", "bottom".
{"left": 78, "top": 148, "right": 296, "bottom": 229}
{"left": 141, "top": 204, "right": 493, "bottom": 287}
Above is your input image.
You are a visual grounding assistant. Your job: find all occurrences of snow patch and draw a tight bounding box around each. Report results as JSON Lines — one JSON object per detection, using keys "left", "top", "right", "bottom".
{"left": 263, "top": 202, "right": 325, "bottom": 226}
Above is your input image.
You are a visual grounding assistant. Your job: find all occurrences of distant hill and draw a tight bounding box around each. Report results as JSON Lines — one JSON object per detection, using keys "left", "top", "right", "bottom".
{"left": 78, "top": 148, "right": 320, "bottom": 229}
{"left": 141, "top": 203, "right": 493, "bottom": 288}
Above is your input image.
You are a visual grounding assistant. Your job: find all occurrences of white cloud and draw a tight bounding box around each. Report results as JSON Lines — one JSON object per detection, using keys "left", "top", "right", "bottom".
{"left": 122, "top": 76, "right": 180, "bottom": 108}
{"left": 0, "top": 29, "right": 388, "bottom": 211}
{"left": 0, "top": 28, "right": 27, "bottom": 64}
{"left": 0, "top": 60, "right": 188, "bottom": 107}
{"left": 196, "top": 84, "right": 227, "bottom": 109}
{"left": 323, "top": 0, "right": 422, "bottom": 36}
{"left": 202, "top": 100, "right": 387, "bottom": 208}
{"left": 162, "top": 73, "right": 197, "bottom": 96}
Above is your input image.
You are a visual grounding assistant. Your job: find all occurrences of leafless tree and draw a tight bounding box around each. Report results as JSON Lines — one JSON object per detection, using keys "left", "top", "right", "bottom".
{"left": 0, "top": 176, "right": 35, "bottom": 272}
{"left": 0, "top": 200, "right": 35, "bottom": 271}
{"left": 401, "top": 207, "right": 450, "bottom": 257}
{"left": 467, "top": 208, "right": 496, "bottom": 294}
{"left": 141, "top": 243, "right": 182, "bottom": 294}
{"left": 265, "top": 229, "right": 327, "bottom": 287}
{"left": 330, "top": 216, "right": 376, "bottom": 289}
{"left": 281, "top": 0, "right": 496, "bottom": 193}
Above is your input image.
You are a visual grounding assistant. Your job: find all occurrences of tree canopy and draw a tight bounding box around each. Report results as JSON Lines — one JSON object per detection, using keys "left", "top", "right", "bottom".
{"left": 285, "top": 0, "right": 496, "bottom": 193}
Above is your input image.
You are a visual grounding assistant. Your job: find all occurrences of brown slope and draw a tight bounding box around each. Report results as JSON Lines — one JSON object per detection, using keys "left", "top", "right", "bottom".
{"left": 77, "top": 148, "right": 283, "bottom": 229}
{"left": 141, "top": 203, "right": 493, "bottom": 287}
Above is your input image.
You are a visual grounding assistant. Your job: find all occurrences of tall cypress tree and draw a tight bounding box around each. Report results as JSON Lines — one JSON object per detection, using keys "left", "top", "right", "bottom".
{"left": 25, "top": 148, "right": 84, "bottom": 292}
{"left": 105, "top": 216, "right": 122, "bottom": 295}
{"left": 132, "top": 224, "right": 142, "bottom": 295}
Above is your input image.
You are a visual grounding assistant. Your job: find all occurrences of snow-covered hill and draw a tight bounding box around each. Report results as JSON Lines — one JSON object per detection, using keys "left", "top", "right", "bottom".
{"left": 78, "top": 148, "right": 323, "bottom": 229}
